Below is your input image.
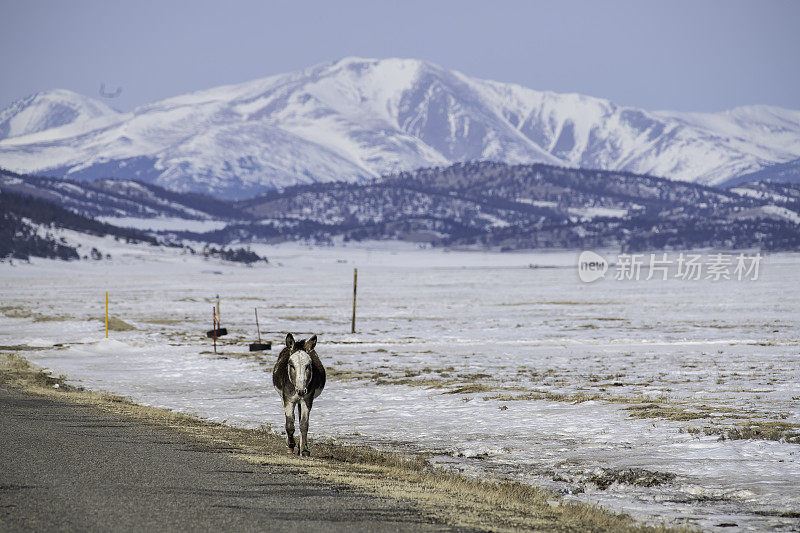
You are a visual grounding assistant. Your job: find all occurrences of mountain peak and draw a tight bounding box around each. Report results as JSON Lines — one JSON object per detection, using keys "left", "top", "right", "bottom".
{"left": 0, "top": 89, "right": 120, "bottom": 142}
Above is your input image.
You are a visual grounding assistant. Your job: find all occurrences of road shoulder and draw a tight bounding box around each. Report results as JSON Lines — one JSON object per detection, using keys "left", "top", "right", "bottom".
{"left": 0, "top": 353, "right": 662, "bottom": 532}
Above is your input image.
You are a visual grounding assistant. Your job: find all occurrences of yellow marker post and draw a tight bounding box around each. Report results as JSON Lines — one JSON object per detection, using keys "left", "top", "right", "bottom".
{"left": 105, "top": 291, "right": 109, "bottom": 339}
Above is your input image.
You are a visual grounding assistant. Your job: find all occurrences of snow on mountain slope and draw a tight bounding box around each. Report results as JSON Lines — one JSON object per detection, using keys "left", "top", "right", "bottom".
{"left": 472, "top": 80, "right": 800, "bottom": 186}
{"left": 721, "top": 156, "right": 800, "bottom": 187}
{"left": 0, "top": 89, "right": 121, "bottom": 141}
{"left": 1, "top": 58, "right": 799, "bottom": 198}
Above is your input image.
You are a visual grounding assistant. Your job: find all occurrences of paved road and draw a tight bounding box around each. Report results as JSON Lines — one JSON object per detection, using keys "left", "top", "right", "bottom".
{"left": 0, "top": 387, "right": 453, "bottom": 532}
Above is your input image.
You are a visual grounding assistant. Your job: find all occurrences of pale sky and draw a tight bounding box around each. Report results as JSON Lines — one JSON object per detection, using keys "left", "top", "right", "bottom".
{"left": 1, "top": 0, "right": 798, "bottom": 113}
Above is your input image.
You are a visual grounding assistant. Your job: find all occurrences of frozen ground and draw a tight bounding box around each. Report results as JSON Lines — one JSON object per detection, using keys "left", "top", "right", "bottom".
{"left": 1, "top": 239, "right": 799, "bottom": 531}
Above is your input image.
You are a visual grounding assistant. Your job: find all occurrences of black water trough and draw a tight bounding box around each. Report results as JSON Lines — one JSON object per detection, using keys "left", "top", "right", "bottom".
{"left": 249, "top": 342, "right": 272, "bottom": 351}
{"left": 206, "top": 327, "right": 228, "bottom": 338}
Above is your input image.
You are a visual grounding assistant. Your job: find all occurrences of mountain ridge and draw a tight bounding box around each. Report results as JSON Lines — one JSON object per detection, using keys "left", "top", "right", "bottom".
{"left": 5, "top": 161, "right": 799, "bottom": 253}
{"left": 1, "top": 57, "right": 799, "bottom": 197}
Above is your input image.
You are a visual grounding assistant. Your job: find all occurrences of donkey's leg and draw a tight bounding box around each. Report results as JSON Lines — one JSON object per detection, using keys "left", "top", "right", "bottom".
{"left": 283, "top": 398, "right": 297, "bottom": 453}
{"left": 298, "top": 398, "right": 312, "bottom": 457}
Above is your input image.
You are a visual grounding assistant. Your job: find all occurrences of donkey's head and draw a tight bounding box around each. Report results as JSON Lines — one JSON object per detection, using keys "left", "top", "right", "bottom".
{"left": 285, "top": 333, "right": 317, "bottom": 396}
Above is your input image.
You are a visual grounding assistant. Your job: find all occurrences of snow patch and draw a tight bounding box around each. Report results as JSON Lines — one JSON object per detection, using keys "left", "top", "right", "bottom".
{"left": 97, "top": 216, "right": 229, "bottom": 232}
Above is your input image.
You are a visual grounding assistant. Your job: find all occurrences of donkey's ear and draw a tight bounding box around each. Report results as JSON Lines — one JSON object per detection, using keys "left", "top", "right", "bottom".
{"left": 304, "top": 335, "right": 317, "bottom": 352}
{"left": 285, "top": 333, "right": 295, "bottom": 349}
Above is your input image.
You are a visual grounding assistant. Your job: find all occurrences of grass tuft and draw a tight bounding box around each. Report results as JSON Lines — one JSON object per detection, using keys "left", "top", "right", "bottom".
{"left": 97, "top": 316, "right": 136, "bottom": 331}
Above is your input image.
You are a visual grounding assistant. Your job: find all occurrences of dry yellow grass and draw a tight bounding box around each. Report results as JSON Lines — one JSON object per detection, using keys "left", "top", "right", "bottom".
{"left": 0, "top": 353, "right": 686, "bottom": 532}
{"left": 0, "top": 305, "right": 69, "bottom": 322}
{"left": 96, "top": 316, "right": 136, "bottom": 331}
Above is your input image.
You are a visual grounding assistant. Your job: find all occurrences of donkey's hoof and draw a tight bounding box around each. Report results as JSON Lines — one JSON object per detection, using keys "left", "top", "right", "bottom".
{"left": 301, "top": 450, "right": 311, "bottom": 457}
{"left": 286, "top": 446, "right": 295, "bottom": 454}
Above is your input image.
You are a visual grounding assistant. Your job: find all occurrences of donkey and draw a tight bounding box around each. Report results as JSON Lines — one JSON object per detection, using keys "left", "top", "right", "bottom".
{"left": 272, "top": 333, "right": 326, "bottom": 456}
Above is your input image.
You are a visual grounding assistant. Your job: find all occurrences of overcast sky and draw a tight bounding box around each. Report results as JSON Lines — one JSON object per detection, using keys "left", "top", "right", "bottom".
{"left": 1, "top": 0, "right": 798, "bottom": 113}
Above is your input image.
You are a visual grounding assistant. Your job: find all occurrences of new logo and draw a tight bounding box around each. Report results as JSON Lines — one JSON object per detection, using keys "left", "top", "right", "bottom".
{"left": 578, "top": 251, "right": 608, "bottom": 283}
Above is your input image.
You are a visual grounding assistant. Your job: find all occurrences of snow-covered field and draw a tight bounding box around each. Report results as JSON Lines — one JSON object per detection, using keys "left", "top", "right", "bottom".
{"left": 2, "top": 241, "right": 799, "bottom": 531}
{"left": 95, "top": 216, "right": 229, "bottom": 232}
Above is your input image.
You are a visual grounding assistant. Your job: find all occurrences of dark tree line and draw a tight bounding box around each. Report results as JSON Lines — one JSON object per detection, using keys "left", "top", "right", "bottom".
{"left": 0, "top": 190, "right": 155, "bottom": 261}
{"left": 5, "top": 161, "right": 800, "bottom": 254}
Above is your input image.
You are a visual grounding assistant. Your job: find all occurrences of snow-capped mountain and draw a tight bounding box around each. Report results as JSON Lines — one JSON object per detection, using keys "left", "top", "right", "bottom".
{"left": 1, "top": 57, "right": 799, "bottom": 198}
{"left": 0, "top": 89, "right": 120, "bottom": 141}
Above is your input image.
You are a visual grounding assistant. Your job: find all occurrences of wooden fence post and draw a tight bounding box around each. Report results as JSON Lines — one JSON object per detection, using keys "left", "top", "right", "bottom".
{"left": 351, "top": 268, "right": 358, "bottom": 334}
